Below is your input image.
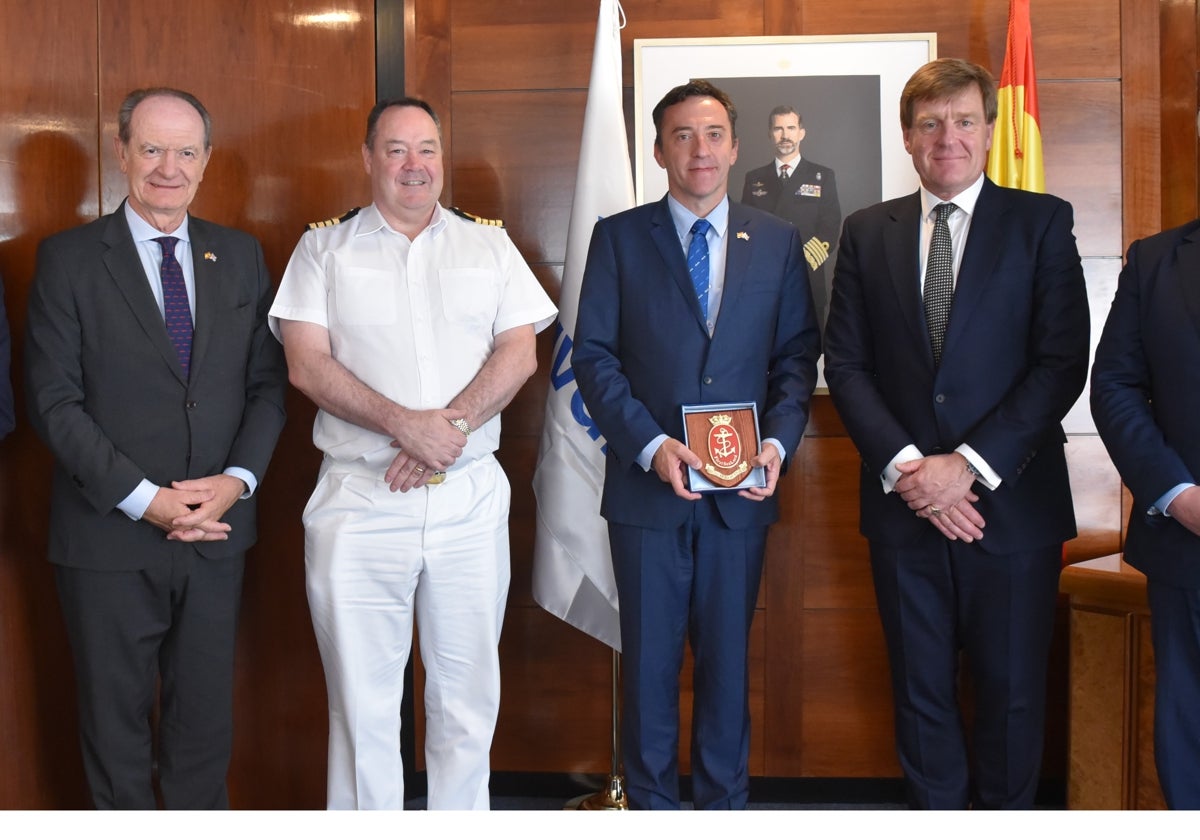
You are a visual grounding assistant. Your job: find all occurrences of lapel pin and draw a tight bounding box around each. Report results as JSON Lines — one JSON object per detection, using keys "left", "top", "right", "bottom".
{"left": 736, "top": 231, "right": 749, "bottom": 241}
{"left": 204, "top": 251, "right": 218, "bottom": 262}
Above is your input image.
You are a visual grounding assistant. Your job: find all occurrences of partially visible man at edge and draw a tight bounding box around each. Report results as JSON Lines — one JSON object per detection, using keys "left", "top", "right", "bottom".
{"left": 25, "top": 87, "right": 287, "bottom": 808}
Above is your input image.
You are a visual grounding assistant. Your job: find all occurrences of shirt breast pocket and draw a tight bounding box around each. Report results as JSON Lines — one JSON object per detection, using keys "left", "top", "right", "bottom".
{"left": 334, "top": 267, "right": 397, "bottom": 326}
{"left": 439, "top": 268, "right": 498, "bottom": 326}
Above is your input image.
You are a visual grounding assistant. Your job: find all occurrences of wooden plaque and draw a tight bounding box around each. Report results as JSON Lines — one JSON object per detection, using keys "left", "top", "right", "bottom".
{"left": 681, "top": 402, "right": 766, "bottom": 492}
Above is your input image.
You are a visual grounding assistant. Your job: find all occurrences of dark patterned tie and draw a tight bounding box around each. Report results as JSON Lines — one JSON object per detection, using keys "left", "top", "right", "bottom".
{"left": 923, "top": 202, "right": 957, "bottom": 365}
{"left": 687, "top": 218, "right": 712, "bottom": 320}
{"left": 154, "top": 236, "right": 193, "bottom": 378}
{"left": 779, "top": 163, "right": 790, "bottom": 180}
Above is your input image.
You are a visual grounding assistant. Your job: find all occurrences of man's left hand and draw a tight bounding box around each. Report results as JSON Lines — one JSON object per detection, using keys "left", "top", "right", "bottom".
{"left": 895, "top": 452, "right": 975, "bottom": 514}
{"left": 167, "top": 474, "right": 246, "bottom": 541}
{"left": 739, "top": 442, "right": 781, "bottom": 501}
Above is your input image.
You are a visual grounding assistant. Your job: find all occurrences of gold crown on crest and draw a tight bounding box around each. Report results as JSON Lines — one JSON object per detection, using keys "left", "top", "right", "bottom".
{"left": 709, "top": 414, "right": 733, "bottom": 426}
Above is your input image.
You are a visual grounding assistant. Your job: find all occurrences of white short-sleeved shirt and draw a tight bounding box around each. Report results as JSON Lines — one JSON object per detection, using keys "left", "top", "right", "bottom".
{"left": 270, "top": 202, "right": 557, "bottom": 470}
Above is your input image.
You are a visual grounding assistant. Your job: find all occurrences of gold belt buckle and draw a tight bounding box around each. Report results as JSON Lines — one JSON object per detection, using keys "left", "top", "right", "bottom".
{"left": 426, "top": 471, "right": 447, "bottom": 485}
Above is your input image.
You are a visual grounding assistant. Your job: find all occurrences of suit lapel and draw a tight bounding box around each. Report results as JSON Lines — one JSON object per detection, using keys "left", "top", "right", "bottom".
{"left": 720, "top": 203, "right": 753, "bottom": 321}
{"left": 649, "top": 197, "right": 709, "bottom": 333}
{"left": 883, "top": 192, "right": 928, "bottom": 358}
{"left": 101, "top": 207, "right": 189, "bottom": 384}
{"left": 189, "top": 219, "right": 218, "bottom": 380}
{"left": 940, "top": 179, "right": 1004, "bottom": 360}
{"left": 1175, "top": 226, "right": 1200, "bottom": 336}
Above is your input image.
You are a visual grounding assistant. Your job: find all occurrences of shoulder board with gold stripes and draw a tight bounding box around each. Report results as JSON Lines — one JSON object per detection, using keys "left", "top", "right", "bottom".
{"left": 450, "top": 206, "right": 505, "bottom": 228}
{"left": 305, "top": 207, "right": 361, "bottom": 232}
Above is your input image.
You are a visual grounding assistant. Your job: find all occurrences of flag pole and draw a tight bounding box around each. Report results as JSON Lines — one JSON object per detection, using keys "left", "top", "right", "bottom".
{"left": 565, "top": 650, "right": 626, "bottom": 810}
{"left": 529, "top": 0, "right": 633, "bottom": 810}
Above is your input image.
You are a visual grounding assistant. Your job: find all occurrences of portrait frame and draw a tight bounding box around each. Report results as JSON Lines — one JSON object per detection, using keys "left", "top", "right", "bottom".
{"left": 633, "top": 33, "right": 938, "bottom": 209}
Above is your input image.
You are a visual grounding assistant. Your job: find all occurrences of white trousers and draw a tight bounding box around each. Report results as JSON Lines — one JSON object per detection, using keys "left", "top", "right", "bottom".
{"left": 303, "top": 455, "right": 511, "bottom": 810}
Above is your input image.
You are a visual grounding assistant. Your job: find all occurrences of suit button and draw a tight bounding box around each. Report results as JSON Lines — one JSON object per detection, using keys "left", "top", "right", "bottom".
{"left": 702, "top": 376, "right": 713, "bottom": 385}
{"left": 186, "top": 400, "right": 198, "bottom": 410}
{"left": 935, "top": 394, "right": 946, "bottom": 404}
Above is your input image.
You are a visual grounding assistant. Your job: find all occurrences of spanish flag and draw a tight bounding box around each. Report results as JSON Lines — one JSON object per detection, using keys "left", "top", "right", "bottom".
{"left": 987, "top": 0, "right": 1045, "bottom": 192}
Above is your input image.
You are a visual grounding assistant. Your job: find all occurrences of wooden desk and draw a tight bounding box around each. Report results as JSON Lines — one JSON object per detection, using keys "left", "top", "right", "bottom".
{"left": 1060, "top": 555, "right": 1165, "bottom": 809}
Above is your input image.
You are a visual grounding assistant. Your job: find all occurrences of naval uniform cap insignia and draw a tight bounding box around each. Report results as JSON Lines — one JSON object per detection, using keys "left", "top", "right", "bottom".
{"left": 450, "top": 206, "right": 505, "bottom": 227}
{"left": 305, "top": 207, "right": 361, "bottom": 232}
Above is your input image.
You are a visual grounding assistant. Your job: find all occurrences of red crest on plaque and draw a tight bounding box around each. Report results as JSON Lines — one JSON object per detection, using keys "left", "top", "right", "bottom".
{"left": 707, "top": 414, "right": 741, "bottom": 469}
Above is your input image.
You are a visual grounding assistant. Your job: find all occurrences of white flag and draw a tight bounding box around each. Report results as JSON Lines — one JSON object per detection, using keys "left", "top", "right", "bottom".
{"left": 531, "top": 0, "right": 633, "bottom": 650}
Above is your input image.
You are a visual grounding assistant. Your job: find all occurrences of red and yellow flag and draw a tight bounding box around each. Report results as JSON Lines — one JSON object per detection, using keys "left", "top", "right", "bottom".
{"left": 987, "top": 0, "right": 1045, "bottom": 192}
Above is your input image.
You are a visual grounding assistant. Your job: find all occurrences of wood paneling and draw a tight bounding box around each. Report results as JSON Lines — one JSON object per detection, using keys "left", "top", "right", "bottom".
{"left": 0, "top": 0, "right": 100, "bottom": 810}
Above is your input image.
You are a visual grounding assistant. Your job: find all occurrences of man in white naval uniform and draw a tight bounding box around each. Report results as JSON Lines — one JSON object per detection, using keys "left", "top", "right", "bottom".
{"left": 270, "top": 97, "right": 556, "bottom": 810}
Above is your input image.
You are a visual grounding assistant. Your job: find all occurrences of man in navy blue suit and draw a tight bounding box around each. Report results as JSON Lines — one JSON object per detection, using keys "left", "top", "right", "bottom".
{"left": 823, "top": 58, "right": 1089, "bottom": 808}
{"left": 573, "top": 80, "right": 820, "bottom": 809}
{"left": 1092, "top": 219, "right": 1200, "bottom": 809}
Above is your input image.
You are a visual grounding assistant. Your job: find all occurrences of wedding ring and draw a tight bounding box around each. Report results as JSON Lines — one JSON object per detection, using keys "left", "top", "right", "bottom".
{"left": 928, "top": 505, "right": 941, "bottom": 515}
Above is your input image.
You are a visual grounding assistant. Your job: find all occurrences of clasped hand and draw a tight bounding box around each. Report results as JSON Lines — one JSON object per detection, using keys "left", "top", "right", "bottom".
{"left": 896, "top": 453, "right": 986, "bottom": 542}
{"left": 144, "top": 473, "right": 247, "bottom": 542}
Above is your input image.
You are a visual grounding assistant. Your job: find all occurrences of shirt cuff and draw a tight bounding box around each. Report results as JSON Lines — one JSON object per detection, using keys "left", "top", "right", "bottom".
{"left": 224, "top": 467, "right": 257, "bottom": 498}
{"left": 956, "top": 444, "right": 1001, "bottom": 491}
{"left": 637, "top": 434, "right": 669, "bottom": 472}
{"left": 763, "top": 437, "right": 786, "bottom": 467}
{"left": 1153, "top": 483, "right": 1194, "bottom": 517}
{"left": 882, "top": 444, "right": 923, "bottom": 494}
{"left": 117, "top": 479, "right": 159, "bottom": 521}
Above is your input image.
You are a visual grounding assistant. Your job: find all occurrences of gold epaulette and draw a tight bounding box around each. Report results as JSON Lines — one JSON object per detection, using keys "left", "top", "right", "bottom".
{"left": 450, "top": 206, "right": 505, "bottom": 228}
{"left": 305, "top": 207, "right": 361, "bottom": 231}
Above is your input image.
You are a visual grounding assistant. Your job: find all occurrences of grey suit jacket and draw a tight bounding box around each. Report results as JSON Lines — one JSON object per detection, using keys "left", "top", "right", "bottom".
{"left": 25, "top": 203, "right": 287, "bottom": 569}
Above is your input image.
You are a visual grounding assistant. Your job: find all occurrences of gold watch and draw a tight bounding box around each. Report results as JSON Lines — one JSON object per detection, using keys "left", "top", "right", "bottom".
{"left": 451, "top": 418, "right": 472, "bottom": 437}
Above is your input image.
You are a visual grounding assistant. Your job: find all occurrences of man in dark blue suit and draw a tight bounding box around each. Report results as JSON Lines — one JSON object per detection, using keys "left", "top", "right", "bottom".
{"left": 573, "top": 80, "right": 820, "bottom": 809}
{"left": 823, "top": 59, "right": 1089, "bottom": 808}
{"left": 1092, "top": 219, "right": 1200, "bottom": 809}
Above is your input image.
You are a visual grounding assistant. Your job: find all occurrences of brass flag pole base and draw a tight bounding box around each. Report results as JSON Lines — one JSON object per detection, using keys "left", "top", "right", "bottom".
{"left": 564, "top": 648, "right": 627, "bottom": 810}
{"left": 565, "top": 774, "right": 627, "bottom": 810}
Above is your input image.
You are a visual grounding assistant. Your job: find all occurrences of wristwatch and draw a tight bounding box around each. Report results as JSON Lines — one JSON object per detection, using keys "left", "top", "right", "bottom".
{"left": 451, "top": 418, "right": 472, "bottom": 437}
{"left": 963, "top": 459, "right": 983, "bottom": 481}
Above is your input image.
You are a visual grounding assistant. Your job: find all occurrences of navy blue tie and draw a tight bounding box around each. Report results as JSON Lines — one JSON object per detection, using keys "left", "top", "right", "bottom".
{"left": 688, "top": 218, "right": 712, "bottom": 320}
{"left": 154, "top": 236, "right": 193, "bottom": 378}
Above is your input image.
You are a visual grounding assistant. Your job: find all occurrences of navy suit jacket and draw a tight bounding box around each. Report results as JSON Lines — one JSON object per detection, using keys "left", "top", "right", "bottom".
{"left": 740, "top": 158, "right": 842, "bottom": 255}
{"left": 1092, "top": 219, "right": 1200, "bottom": 588}
{"left": 824, "top": 178, "right": 1089, "bottom": 554}
{"left": 25, "top": 204, "right": 288, "bottom": 570}
{"left": 573, "top": 196, "right": 821, "bottom": 531}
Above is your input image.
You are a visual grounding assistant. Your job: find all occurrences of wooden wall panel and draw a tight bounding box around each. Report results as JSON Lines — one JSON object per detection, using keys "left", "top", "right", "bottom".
{"left": 450, "top": 91, "right": 585, "bottom": 263}
{"left": 801, "top": 0, "right": 1120, "bottom": 80}
{"left": 451, "top": 0, "right": 766, "bottom": 92}
{"left": 0, "top": 0, "right": 100, "bottom": 810}
{"left": 1041, "top": 83, "right": 1122, "bottom": 259}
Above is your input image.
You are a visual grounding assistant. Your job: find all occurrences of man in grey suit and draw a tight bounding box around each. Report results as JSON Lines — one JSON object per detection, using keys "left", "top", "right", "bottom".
{"left": 25, "top": 88, "right": 287, "bottom": 809}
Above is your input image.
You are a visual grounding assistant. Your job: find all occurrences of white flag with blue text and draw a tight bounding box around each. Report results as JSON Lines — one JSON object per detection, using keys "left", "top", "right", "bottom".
{"left": 531, "top": 0, "right": 633, "bottom": 650}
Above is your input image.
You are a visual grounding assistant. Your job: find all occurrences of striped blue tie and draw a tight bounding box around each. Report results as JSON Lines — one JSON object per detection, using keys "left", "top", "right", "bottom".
{"left": 688, "top": 218, "right": 712, "bottom": 320}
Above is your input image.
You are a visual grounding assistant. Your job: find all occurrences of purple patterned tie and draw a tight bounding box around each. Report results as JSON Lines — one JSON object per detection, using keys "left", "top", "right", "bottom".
{"left": 154, "top": 236, "right": 193, "bottom": 378}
